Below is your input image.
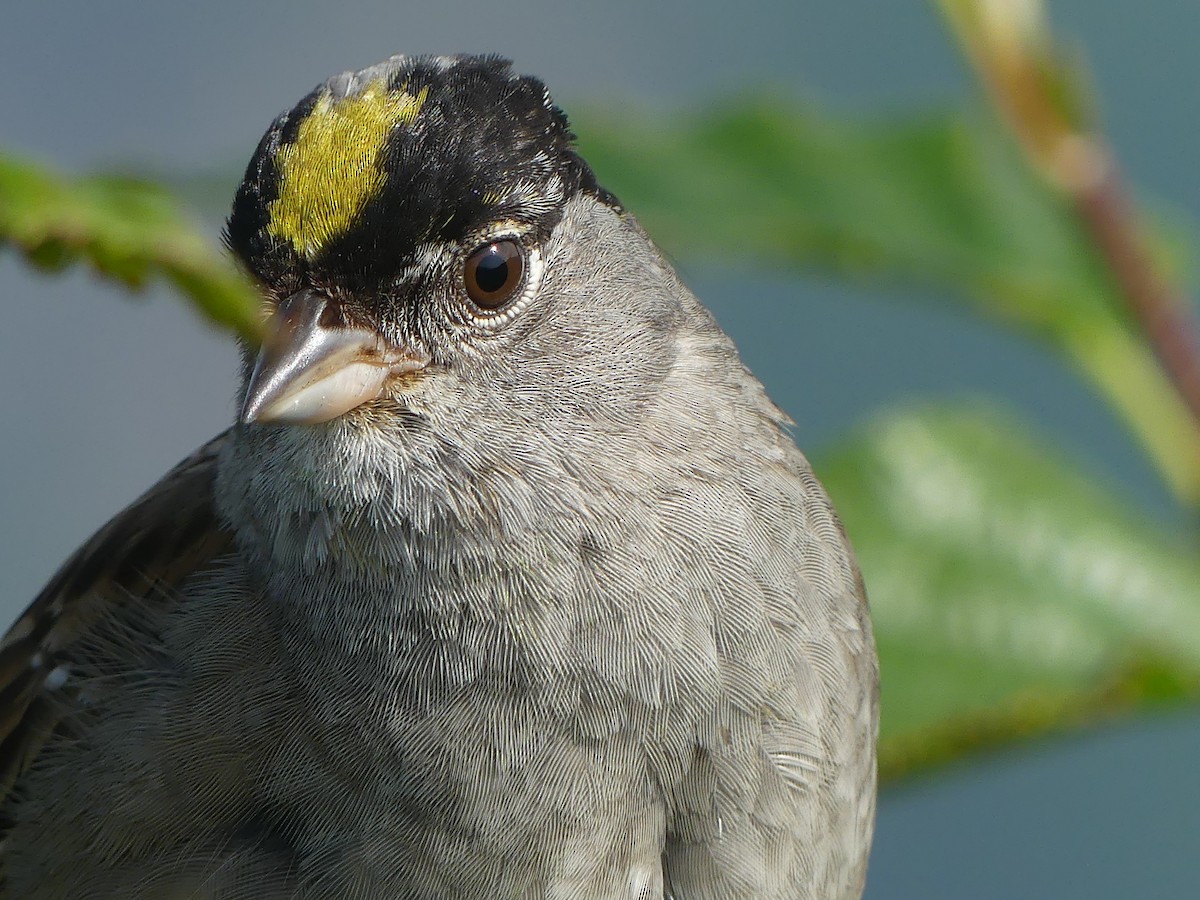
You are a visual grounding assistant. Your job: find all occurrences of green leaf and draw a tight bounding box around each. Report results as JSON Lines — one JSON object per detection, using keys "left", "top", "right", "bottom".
{"left": 0, "top": 152, "right": 262, "bottom": 342}
{"left": 574, "top": 101, "right": 1200, "bottom": 504}
{"left": 817, "top": 404, "right": 1200, "bottom": 782}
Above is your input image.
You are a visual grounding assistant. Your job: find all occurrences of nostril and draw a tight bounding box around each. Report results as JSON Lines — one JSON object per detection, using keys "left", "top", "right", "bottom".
{"left": 318, "top": 300, "right": 347, "bottom": 329}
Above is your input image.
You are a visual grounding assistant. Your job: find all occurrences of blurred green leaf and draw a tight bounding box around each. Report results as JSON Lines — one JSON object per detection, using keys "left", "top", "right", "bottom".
{"left": 818, "top": 404, "right": 1200, "bottom": 782}
{"left": 0, "top": 152, "right": 262, "bottom": 341}
{"left": 575, "top": 102, "right": 1200, "bottom": 504}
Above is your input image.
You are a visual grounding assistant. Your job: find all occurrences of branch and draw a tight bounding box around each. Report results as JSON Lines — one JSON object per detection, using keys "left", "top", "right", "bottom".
{"left": 936, "top": 0, "right": 1200, "bottom": 459}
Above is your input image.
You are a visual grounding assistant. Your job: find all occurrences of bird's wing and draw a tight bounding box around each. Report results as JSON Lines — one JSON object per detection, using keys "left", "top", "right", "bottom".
{"left": 0, "top": 431, "right": 235, "bottom": 800}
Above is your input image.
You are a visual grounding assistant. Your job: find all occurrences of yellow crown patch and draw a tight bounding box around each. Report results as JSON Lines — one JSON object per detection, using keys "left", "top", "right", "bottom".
{"left": 267, "top": 80, "right": 427, "bottom": 258}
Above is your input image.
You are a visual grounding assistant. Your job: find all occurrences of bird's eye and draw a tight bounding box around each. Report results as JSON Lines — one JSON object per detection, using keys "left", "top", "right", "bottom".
{"left": 463, "top": 240, "right": 526, "bottom": 311}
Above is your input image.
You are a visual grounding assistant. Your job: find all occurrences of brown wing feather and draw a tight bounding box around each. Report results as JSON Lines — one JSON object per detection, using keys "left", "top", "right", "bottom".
{"left": 0, "top": 431, "right": 235, "bottom": 797}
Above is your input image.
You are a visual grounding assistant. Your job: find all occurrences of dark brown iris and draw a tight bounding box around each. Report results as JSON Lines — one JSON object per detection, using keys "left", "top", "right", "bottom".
{"left": 464, "top": 240, "right": 525, "bottom": 310}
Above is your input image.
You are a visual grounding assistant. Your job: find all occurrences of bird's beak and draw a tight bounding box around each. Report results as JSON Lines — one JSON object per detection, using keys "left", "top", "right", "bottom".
{"left": 240, "top": 289, "right": 428, "bottom": 426}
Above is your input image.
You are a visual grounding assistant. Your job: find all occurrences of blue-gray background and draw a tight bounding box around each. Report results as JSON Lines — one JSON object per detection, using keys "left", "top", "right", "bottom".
{"left": 2, "top": 2, "right": 1197, "bottom": 895}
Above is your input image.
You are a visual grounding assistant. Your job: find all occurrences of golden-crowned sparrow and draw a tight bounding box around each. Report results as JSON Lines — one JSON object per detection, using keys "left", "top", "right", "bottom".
{"left": 0, "top": 54, "right": 878, "bottom": 898}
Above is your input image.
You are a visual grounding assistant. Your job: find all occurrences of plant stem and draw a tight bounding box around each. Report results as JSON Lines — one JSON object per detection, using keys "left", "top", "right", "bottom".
{"left": 1070, "top": 152, "right": 1200, "bottom": 432}
{"left": 936, "top": 0, "right": 1200, "bottom": 504}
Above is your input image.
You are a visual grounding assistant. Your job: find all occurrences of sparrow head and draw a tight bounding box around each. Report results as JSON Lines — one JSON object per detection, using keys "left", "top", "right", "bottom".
{"left": 219, "top": 55, "right": 714, "bottom": 559}
{"left": 224, "top": 53, "right": 656, "bottom": 428}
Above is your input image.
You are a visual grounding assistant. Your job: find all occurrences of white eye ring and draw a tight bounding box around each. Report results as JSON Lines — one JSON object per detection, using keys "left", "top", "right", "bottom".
{"left": 466, "top": 242, "right": 542, "bottom": 326}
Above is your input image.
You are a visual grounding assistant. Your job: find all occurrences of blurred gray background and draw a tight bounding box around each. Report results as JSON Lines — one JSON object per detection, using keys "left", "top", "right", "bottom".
{"left": 2, "top": 2, "right": 1197, "bottom": 896}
